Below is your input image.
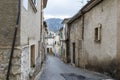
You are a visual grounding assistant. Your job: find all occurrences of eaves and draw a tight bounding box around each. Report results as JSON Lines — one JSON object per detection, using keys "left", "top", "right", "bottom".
{"left": 68, "top": 0, "right": 103, "bottom": 24}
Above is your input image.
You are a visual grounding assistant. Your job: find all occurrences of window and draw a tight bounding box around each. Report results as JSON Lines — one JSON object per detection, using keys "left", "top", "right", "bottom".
{"left": 55, "top": 41, "right": 56, "bottom": 45}
{"left": 94, "top": 24, "right": 102, "bottom": 42}
{"left": 23, "top": 0, "right": 28, "bottom": 10}
{"left": 30, "top": 0, "right": 37, "bottom": 12}
{"left": 32, "top": 0, "right": 37, "bottom": 6}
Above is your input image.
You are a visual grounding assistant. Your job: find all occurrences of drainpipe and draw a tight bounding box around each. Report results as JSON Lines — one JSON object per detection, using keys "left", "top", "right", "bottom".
{"left": 6, "top": 0, "right": 21, "bottom": 80}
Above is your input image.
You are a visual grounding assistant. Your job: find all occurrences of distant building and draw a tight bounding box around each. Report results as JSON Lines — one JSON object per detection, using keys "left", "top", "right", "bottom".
{"left": 61, "top": 18, "right": 70, "bottom": 63}
{"left": 53, "top": 32, "right": 61, "bottom": 57}
{"left": 46, "top": 31, "right": 55, "bottom": 54}
{"left": 0, "top": 0, "right": 47, "bottom": 80}
{"left": 40, "top": 21, "right": 48, "bottom": 64}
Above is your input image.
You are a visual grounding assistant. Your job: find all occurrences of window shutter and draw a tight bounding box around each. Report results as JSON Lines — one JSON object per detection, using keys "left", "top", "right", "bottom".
{"left": 95, "top": 28, "right": 98, "bottom": 41}
{"left": 98, "top": 24, "right": 101, "bottom": 41}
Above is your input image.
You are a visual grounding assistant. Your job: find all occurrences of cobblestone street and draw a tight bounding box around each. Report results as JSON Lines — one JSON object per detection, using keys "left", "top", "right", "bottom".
{"left": 36, "top": 55, "right": 113, "bottom": 80}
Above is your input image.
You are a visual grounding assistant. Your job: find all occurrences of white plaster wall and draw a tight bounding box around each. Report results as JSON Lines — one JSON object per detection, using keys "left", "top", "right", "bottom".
{"left": 47, "top": 38, "right": 54, "bottom": 45}
{"left": 20, "top": 0, "right": 42, "bottom": 79}
{"left": 20, "top": 0, "right": 41, "bottom": 62}
{"left": 54, "top": 35, "right": 60, "bottom": 42}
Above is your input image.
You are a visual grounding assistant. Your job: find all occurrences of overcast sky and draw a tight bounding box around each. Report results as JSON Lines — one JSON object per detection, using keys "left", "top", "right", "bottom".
{"left": 44, "top": 0, "right": 88, "bottom": 19}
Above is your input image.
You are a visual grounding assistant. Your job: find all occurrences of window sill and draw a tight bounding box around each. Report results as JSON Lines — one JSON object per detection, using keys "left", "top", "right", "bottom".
{"left": 29, "top": 0, "right": 37, "bottom": 13}
{"left": 94, "top": 40, "right": 101, "bottom": 43}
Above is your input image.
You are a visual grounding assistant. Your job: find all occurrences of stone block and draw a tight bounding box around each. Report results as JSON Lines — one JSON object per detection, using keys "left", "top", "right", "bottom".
{"left": 13, "top": 50, "right": 21, "bottom": 58}
{"left": 11, "top": 65, "right": 21, "bottom": 75}
{"left": 0, "top": 51, "right": 3, "bottom": 54}
{"left": 0, "top": 73, "right": 5, "bottom": 80}
{"left": 0, "top": 55, "right": 3, "bottom": 61}
{"left": 12, "top": 58, "right": 21, "bottom": 66}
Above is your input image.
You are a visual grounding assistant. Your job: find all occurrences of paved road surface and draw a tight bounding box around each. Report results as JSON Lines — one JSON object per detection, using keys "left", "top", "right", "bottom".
{"left": 37, "top": 55, "right": 113, "bottom": 80}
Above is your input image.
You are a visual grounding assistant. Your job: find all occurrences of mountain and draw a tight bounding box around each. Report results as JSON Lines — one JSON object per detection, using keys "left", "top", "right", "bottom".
{"left": 45, "top": 18, "right": 63, "bottom": 32}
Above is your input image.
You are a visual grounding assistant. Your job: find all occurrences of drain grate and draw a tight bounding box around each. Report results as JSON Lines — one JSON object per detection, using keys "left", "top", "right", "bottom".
{"left": 61, "top": 73, "right": 86, "bottom": 80}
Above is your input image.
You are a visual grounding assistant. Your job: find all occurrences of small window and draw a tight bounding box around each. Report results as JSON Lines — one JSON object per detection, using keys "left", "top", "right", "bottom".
{"left": 30, "top": 0, "right": 37, "bottom": 12}
{"left": 23, "top": 0, "right": 28, "bottom": 10}
{"left": 32, "top": 0, "right": 37, "bottom": 5}
{"left": 55, "top": 41, "right": 56, "bottom": 45}
{"left": 94, "top": 24, "right": 102, "bottom": 42}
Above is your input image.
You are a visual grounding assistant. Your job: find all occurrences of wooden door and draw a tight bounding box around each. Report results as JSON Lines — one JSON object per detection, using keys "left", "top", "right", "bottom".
{"left": 73, "top": 43, "right": 75, "bottom": 64}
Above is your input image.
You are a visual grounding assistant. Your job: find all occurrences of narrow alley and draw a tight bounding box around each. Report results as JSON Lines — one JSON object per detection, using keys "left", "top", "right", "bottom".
{"left": 36, "top": 55, "right": 112, "bottom": 80}
{"left": 0, "top": 0, "right": 120, "bottom": 80}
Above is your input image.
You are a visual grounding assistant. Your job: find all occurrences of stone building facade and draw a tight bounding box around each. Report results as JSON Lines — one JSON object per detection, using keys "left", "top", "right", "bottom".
{"left": 67, "top": 0, "right": 120, "bottom": 79}
{"left": 61, "top": 19, "right": 70, "bottom": 63}
{"left": 40, "top": 21, "right": 48, "bottom": 62}
{"left": 68, "top": 16, "right": 84, "bottom": 67}
{"left": 0, "top": 0, "right": 47, "bottom": 80}
{"left": 46, "top": 31, "right": 55, "bottom": 54}
{"left": 59, "top": 27, "right": 64, "bottom": 58}
{"left": 53, "top": 31, "right": 62, "bottom": 57}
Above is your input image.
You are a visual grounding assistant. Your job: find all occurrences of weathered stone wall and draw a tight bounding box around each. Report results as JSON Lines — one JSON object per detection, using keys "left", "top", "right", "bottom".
{"left": 83, "top": 0, "right": 117, "bottom": 76}
{"left": 21, "top": 47, "right": 30, "bottom": 80}
{"left": 69, "top": 21, "right": 76, "bottom": 65}
{"left": 0, "top": 47, "right": 37, "bottom": 80}
{"left": 62, "top": 41, "right": 66, "bottom": 62}
{"left": 0, "top": 0, "right": 22, "bottom": 80}
{"left": 116, "top": 0, "right": 120, "bottom": 78}
{"left": 21, "top": 46, "right": 42, "bottom": 80}
{"left": 69, "top": 0, "right": 119, "bottom": 78}
{"left": 62, "top": 20, "right": 69, "bottom": 63}
{"left": 0, "top": 0, "right": 44, "bottom": 80}
{"left": 0, "top": 0, "right": 20, "bottom": 46}
{"left": 69, "top": 18, "right": 84, "bottom": 67}
{"left": 0, "top": 48, "right": 21, "bottom": 80}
